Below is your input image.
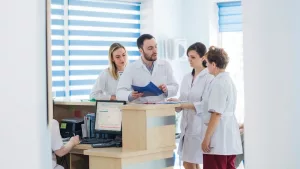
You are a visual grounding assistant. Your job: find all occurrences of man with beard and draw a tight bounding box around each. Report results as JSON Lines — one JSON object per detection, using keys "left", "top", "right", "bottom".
{"left": 116, "top": 34, "right": 179, "bottom": 103}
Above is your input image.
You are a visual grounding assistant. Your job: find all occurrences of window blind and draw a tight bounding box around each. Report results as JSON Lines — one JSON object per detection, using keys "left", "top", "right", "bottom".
{"left": 51, "top": 0, "right": 66, "bottom": 98}
{"left": 218, "top": 1, "right": 242, "bottom": 32}
{"left": 51, "top": 0, "right": 141, "bottom": 99}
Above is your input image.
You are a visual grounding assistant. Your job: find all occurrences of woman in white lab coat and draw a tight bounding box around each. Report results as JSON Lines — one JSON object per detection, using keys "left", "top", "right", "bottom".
{"left": 90, "top": 43, "right": 128, "bottom": 100}
{"left": 201, "top": 46, "right": 242, "bottom": 169}
{"left": 168, "top": 42, "right": 214, "bottom": 169}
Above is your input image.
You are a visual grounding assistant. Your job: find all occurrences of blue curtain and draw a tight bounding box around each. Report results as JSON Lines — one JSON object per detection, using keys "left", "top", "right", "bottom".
{"left": 218, "top": 1, "right": 242, "bottom": 32}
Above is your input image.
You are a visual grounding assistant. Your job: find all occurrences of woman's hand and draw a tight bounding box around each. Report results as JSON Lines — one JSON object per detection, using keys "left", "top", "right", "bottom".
{"left": 201, "top": 137, "right": 211, "bottom": 153}
{"left": 167, "top": 98, "right": 179, "bottom": 102}
{"left": 167, "top": 98, "right": 182, "bottom": 111}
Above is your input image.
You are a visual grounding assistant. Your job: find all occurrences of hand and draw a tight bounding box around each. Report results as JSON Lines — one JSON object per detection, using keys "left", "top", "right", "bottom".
{"left": 179, "top": 103, "right": 194, "bottom": 110}
{"left": 239, "top": 123, "right": 244, "bottom": 129}
{"left": 167, "top": 98, "right": 179, "bottom": 102}
{"left": 110, "top": 95, "right": 116, "bottom": 100}
{"left": 201, "top": 137, "right": 211, "bottom": 153}
{"left": 239, "top": 123, "right": 244, "bottom": 133}
{"left": 131, "top": 91, "right": 143, "bottom": 99}
{"left": 168, "top": 98, "right": 182, "bottom": 111}
{"left": 70, "top": 135, "right": 80, "bottom": 146}
{"left": 158, "top": 84, "right": 168, "bottom": 93}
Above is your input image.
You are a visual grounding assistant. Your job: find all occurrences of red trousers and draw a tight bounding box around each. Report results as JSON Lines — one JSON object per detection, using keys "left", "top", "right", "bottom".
{"left": 203, "top": 154, "right": 236, "bottom": 169}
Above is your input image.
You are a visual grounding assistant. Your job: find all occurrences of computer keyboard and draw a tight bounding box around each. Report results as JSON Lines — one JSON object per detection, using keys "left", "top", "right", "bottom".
{"left": 80, "top": 138, "right": 113, "bottom": 144}
{"left": 91, "top": 141, "right": 122, "bottom": 148}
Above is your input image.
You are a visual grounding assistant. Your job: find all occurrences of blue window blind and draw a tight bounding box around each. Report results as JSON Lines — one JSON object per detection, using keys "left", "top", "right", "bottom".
{"left": 51, "top": 0, "right": 66, "bottom": 98}
{"left": 51, "top": 0, "right": 141, "bottom": 99}
{"left": 218, "top": 1, "right": 242, "bottom": 32}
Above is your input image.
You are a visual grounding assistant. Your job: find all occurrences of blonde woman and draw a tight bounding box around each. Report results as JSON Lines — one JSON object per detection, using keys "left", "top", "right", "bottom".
{"left": 90, "top": 43, "right": 128, "bottom": 100}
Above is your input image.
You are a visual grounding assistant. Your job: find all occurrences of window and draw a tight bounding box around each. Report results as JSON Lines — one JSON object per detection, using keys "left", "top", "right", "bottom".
{"left": 218, "top": 1, "right": 244, "bottom": 123}
{"left": 51, "top": 0, "right": 141, "bottom": 99}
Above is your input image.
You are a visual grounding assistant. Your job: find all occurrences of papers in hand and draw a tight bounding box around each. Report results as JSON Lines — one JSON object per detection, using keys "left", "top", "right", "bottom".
{"left": 132, "top": 82, "right": 163, "bottom": 97}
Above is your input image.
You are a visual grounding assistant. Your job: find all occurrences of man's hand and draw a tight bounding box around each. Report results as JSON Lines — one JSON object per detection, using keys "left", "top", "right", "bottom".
{"left": 131, "top": 91, "right": 144, "bottom": 99}
{"left": 158, "top": 84, "right": 168, "bottom": 93}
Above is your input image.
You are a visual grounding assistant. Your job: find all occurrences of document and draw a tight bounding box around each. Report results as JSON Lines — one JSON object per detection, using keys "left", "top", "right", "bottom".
{"left": 156, "top": 101, "right": 188, "bottom": 104}
{"left": 132, "top": 82, "right": 163, "bottom": 97}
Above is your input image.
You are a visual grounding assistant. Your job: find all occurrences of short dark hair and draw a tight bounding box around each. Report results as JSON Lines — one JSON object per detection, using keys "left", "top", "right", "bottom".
{"left": 187, "top": 42, "right": 207, "bottom": 75}
{"left": 137, "top": 34, "right": 155, "bottom": 49}
{"left": 206, "top": 46, "right": 229, "bottom": 69}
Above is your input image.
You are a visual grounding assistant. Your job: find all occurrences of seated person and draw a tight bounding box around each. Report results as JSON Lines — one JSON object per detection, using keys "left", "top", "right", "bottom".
{"left": 51, "top": 119, "right": 80, "bottom": 169}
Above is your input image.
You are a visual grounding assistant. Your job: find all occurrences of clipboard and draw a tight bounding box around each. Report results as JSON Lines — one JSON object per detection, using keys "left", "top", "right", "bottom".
{"left": 132, "top": 82, "right": 163, "bottom": 97}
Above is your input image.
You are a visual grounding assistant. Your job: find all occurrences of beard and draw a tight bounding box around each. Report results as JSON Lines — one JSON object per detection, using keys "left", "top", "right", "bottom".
{"left": 143, "top": 50, "right": 157, "bottom": 61}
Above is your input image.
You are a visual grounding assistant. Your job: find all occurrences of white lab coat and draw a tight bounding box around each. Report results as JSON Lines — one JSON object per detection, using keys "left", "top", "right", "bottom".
{"left": 116, "top": 58, "right": 179, "bottom": 103}
{"left": 51, "top": 119, "right": 64, "bottom": 169}
{"left": 177, "top": 69, "right": 214, "bottom": 164}
{"left": 90, "top": 68, "right": 119, "bottom": 100}
{"left": 201, "top": 72, "right": 243, "bottom": 155}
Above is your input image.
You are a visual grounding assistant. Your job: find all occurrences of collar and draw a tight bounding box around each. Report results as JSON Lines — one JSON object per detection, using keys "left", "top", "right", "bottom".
{"left": 191, "top": 68, "right": 209, "bottom": 78}
{"left": 198, "top": 68, "right": 209, "bottom": 77}
{"left": 215, "top": 71, "right": 229, "bottom": 79}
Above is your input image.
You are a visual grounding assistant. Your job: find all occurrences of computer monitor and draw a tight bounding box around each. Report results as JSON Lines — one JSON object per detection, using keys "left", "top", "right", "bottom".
{"left": 94, "top": 100, "right": 126, "bottom": 136}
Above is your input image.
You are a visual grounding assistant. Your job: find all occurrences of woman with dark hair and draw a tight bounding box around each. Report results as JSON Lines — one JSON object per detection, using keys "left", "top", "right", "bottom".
{"left": 168, "top": 42, "right": 214, "bottom": 169}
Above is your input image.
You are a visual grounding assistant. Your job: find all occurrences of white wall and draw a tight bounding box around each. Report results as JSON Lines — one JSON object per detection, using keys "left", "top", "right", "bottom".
{"left": 140, "top": 0, "right": 183, "bottom": 55}
{"left": 243, "top": 0, "right": 300, "bottom": 168}
{"left": 181, "top": 0, "right": 219, "bottom": 47}
{"left": 0, "top": 0, "right": 51, "bottom": 169}
{"left": 140, "top": 0, "right": 190, "bottom": 97}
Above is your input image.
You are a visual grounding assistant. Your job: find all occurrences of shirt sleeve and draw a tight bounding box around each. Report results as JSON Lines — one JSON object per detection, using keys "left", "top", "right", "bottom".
{"left": 90, "top": 70, "right": 111, "bottom": 100}
{"left": 208, "top": 81, "right": 227, "bottom": 114}
{"left": 116, "top": 65, "right": 133, "bottom": 101}
{"left": 193, "top": 101, "right": 204, "bottom": 115}
{"left": 51, "top": 119, "right": 63, "bottom": 151}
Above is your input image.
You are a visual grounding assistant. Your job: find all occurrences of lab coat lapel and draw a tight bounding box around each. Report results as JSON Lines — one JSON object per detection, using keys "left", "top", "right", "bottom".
{"left": 136, "top": 58, "right": 151, "bottom": 74}
{"left": 191, "top": 68, "right": 208, "bottom": 90}
{"left": 151, "top": 60, "right": 160, "bottom": 76}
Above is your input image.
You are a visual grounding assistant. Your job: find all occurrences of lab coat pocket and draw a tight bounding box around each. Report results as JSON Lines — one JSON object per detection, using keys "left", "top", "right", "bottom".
{"left": 190, "top": 114, "right": 202, "bottom": 135}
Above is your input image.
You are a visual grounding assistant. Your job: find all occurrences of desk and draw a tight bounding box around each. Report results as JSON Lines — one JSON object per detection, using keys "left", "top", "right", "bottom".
{"left": 69, "top": 144, "right": 175, "bottom": 169}
{"left": 53, "top": 100, "right": 178, "bottom": 169}
{"left": 68, "top": 144, "right": 91, "bottom": 169}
